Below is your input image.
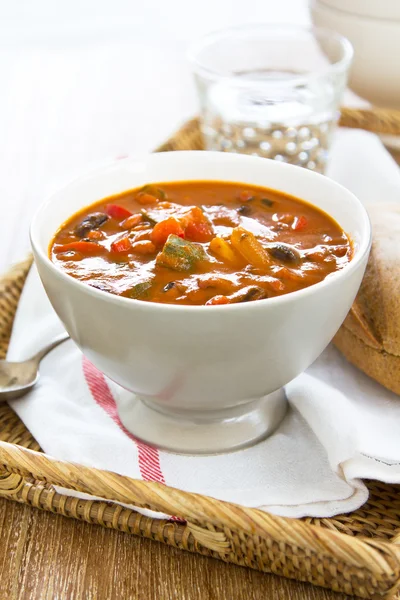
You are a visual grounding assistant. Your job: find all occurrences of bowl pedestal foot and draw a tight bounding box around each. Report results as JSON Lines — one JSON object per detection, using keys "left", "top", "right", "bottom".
{"left": 116, "top": 389, "right": 288, "bottom": 455}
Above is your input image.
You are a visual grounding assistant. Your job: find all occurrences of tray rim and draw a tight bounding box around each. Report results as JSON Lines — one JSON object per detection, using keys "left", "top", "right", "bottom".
{"left": 1, "top": 438, "right": 400, "bottom": 598}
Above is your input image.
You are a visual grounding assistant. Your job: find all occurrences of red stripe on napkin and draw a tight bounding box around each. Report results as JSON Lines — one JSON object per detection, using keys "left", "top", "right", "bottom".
{"left": 82, "top": 356, "right": 166, "bottom": 484}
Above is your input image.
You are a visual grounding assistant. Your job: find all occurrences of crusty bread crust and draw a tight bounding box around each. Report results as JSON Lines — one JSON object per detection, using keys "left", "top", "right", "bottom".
{"left": 333, "top": 203, "right": 400, "bottom": 395}
{"left": 333, "top": 327, "right": 400, "bottom": 395}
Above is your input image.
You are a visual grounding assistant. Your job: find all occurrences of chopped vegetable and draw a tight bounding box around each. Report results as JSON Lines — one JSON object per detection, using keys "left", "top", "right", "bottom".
{"left": 74, "top": 213, "right": 109, "bottom": 238}
{"left": 205, "top": 295, "right": 229, "bottom": 306}
{"left": 128, "top": 280, "right": 153, "bottom": 299}
{"left": 131, "top": 240, "right": 156, "bottom": 255}
{"left": 106, "top": 204, "right": 133, "bottom": 220}
{"left": 111, "top": 237, "right": 132, "bottom": 253}
{"left": 185, "top": 220, "right": 214, "bottom": 242}
{"left": 209, "top": 237, "right": 240, "bottom": 266}
{"left": 292, "top": 215, "right": 308, "bottom": 231}
{"left": 122, "top": 214, "right": 142, "bottom": 229}
{"left": 87, "top": 229, "right": 105, "bottom": 240}
{"left": 55, "top": 241, "right": 104, "bottom": 255}
{"left": 151, "top": 218, "right": 185, "bottom": 246}
{"left": 238, "top": 191, "right": 255, "bottom": 202}
{"left": 261, "top": 198, "right": 274, "bottom": 207}
{"left": 179, "top": 206, "right": 214, "bottom": 242}
{"left": 136, "top": 192, "right": 158, "bottom": 205}
{"left": 139, "top": 184, "right": 166, "bottom": 200}
{"left": 230, "top": 227, "right": 270, "bottom": 269}
{"left": 156, "top": 234, "right": 207, "bottom": 271}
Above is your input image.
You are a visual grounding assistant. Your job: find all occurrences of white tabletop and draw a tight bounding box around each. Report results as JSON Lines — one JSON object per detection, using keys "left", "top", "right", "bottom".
{"left": 0, "top": 0, "right": 309, "bottom": 272}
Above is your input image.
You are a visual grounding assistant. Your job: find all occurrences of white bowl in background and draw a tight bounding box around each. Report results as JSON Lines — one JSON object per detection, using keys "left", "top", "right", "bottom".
{"left": 30, "top": 152, "right": 371, "bottom": 454}
{"left": 311, "top": 0, "right": 400, "bottom": 110}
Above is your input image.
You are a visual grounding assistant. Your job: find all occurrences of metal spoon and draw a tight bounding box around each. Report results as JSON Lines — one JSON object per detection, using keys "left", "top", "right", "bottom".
{"left": 0, "top": 332, "right": 70, "bottom": 402}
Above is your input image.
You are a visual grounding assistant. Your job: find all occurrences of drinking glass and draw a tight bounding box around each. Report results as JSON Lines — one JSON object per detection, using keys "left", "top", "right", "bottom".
{"left": 189, "top": 25, "right": 353, "bottom": 173}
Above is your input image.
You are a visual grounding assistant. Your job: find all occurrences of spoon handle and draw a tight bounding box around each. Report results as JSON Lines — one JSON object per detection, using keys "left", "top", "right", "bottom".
{"left": 31, "top": 332, "right": 70, "bottom": 363}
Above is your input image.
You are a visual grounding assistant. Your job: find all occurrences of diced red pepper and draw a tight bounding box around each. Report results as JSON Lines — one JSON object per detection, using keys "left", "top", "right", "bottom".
{"left": 185, "top": 220, "right": 214, "bottom": 242}
{"left": 292, "top": 215, "right": 308, "bottom": 231}
{"left": 111, "top": 237, "right": 132, "bottom": 253}
{"left": 55, "top": 241, "right": 103, "bottom": 255}
{"left": 106, "top": 204, "right": 133, "bottom": 220}
{"left": 151, "top": 217, "right": 185, "bottom": 246}
{"left": 179, "top": 206, "right": 214, "bottom": 242}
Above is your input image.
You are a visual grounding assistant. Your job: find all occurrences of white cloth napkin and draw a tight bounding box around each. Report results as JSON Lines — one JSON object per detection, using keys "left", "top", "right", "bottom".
{"left": 6, "top": 129, "right": 400, "bottom": 519}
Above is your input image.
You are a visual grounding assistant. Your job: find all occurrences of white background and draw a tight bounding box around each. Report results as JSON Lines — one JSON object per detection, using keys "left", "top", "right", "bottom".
{"left": 0, "top": 0, "right": 309, "bottom": 271}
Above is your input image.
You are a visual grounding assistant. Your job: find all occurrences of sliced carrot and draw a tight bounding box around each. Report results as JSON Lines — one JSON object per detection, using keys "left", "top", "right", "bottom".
{"left": 151, "top": 217, "right": 185, "bottom": 246}
{"left": 55, "top": 241, "right": 103, "bottom": 255}
{"left": 106, "top": 204, "right": 133, "bottom": 220}
{"left": 111, "top": 237, "right": 132, "bottom": 253}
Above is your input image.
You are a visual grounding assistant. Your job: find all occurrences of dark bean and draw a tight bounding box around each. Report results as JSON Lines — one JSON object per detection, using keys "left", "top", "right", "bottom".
{"left": 261, "top": 198, "right": 274, "bottom": 207}
{"left": 235, "top": 286, "right": 266, "bottom": 303}
{"left": 74, "top": 213, "right": 109, "bottom": 237}
{"left": 89, "top": 281, "right": 110, "bottom": 293}
{"left": 226, "top": 286, "right": 266, "bottom": 303}
{"left": 237, "top": 205, "right": 252, "bottom": 216}
{"left": 268, "top": 243, "right": 301, "bottom": 264}
{"left": 163, "top": 281, "right": 176, "bottom": 292}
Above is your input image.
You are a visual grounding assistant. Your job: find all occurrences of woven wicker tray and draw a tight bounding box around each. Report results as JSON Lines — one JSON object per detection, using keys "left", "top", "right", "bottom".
{"left": 2, "top": 108, "right": 400, "bottom": 600}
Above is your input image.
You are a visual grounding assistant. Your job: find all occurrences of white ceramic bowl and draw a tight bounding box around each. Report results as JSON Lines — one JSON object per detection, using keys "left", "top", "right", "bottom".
{"left": 311, "top": 0, "right": 400, "bottom": 109}
{"left": 31, "top": 152, "right": 371, "bottom": 454}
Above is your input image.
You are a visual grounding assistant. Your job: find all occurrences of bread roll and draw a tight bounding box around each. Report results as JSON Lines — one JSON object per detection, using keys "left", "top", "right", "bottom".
{"left": 333, "top": 203, "right": 400, "bottom": 395}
